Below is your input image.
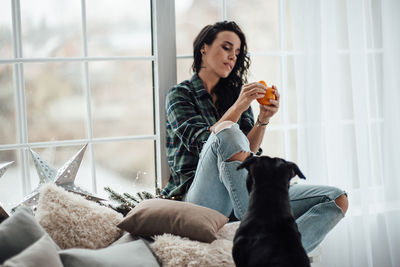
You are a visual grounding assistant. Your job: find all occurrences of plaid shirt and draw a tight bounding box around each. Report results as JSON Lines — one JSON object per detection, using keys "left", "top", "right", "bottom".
{"left": 162, "top": 73, "right": 255, "bottom": 198}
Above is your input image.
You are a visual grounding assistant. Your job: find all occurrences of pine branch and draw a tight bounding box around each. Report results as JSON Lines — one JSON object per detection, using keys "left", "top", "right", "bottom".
{"left": 136, "top": 192, "right": 145, "bottom": 201}
{"left": 104, "top": 187, "right": 136, "bottom": 207}
{"left": 140, "top": 190, "right": 155, "bottom": 200}
{"left": 123, "top": 192, "right": 140, "bottom": 203}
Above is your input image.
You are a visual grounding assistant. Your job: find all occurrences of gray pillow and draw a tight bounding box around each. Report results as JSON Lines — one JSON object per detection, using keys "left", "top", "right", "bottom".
{"left": 59, "top": 239, "right": 160, "bottom": 267}
{"left": 2, "top": 235, "right": 63, "bottom": 267}
{"left": 0, "top": 206, "right": 47, "bottom": 264}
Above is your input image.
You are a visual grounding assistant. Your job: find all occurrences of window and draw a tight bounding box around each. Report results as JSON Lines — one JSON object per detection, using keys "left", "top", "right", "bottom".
{"left": 0, "top": 0, "right": 175, "bottom": 212}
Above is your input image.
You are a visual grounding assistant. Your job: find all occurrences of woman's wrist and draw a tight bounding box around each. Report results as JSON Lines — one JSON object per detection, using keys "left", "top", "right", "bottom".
{"left": 256, "top": 116, "right": 269, "bottom": 127}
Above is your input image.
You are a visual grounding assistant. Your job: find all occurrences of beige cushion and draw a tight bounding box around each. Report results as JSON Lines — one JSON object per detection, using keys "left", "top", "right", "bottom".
{"left": 2, "top": 235, "right": 62, "bottom": 267}
{"left": 35, "top": 184, "right": 123, "bottom": 249}
{"left": 117, "top": 199, "right": 228, "bottom": 243}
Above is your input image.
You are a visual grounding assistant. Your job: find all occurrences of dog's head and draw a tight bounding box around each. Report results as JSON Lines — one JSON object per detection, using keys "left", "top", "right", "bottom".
{"left": 237, "top": 155, "right": 306, "bottom": 193}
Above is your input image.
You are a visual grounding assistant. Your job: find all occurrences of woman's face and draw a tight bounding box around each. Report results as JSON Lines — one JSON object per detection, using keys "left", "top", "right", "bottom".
{"left": 201, "top": 30, "right": 241, "bottom": 79}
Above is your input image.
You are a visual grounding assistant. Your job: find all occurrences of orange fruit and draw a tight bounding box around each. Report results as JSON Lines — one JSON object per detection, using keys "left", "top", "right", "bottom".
{"left": 257, "top": 80, "right": 276, "bottom": 105}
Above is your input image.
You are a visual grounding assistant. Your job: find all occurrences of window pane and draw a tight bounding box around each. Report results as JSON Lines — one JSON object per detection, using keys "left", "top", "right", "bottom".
{"left": 227, "top": 0, "right": 279, "bottom": 52}
{"left": 289, "top": 129, "right": 298, "bottom": 163}
{"left": 94, "top": 140, "right": 156, "bottom": 198}
{"left": 86, "top": 0, "right": 151, "bottom": 57}
{"left": 368, "top": 54, "right": 383, "bottom": 119}
{"left": 365, "top": 0, "right": 382, "bottom": 49}
{"left": 0, "top": 65, "right": 17, "bottom": 145}
{"left": 337, "top": 0, "right": 349, "bottom": 49}
{"left": 89, "top": 61, "right": 154, "bottom": 138}
{"left": 175, "top": 0, "right": 221, "bottom": 55}
{"left": 249, "top": 56, "right": 282, "bottom": 125}
{"left": 20, "top": 0, "right": 82, "bottom": 58}
{"left": 0, "top": 150, "right": 23, "bottom": 212}
{"left": 24, "top": 62, "right": 86, "bottom": 142}
{"left": 0, "top": 0, "right": 13, "bottom": 58}
{"left": 287, "top": 56, "right": 297, "bottom": 124}
{"left": 337, "top": 55, "right": 354, "bottom": 120}
{"left": 177, "top": 58, "right": 193, "bottom": 83}
{"left": 260, "top": 130, "right": 284, "bottom": 158}
{"left": 323, "top": 54, "right": 353, "bottom": 121}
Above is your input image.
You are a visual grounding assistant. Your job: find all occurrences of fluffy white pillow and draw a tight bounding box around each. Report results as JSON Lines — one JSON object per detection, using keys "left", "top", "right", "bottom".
{"left": 35, "top": 184, "right": 123, "bottom": 249}
{"left": 150, "top": 233, "right": 234, "bottom": 267}
{"left": 216, "top": 221, "right": 240, "bottom": 241}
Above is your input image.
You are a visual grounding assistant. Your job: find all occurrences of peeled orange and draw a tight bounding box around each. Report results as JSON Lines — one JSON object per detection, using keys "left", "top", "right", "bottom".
{"left": 257, "top": 80, "right": 276, "bottom": 105}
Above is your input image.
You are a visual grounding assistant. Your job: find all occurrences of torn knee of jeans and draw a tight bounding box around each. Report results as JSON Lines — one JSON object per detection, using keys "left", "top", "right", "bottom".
{"left": 226, "top": 150, "right": 251, "bottom": 162}
{"left": 213, "top": 121, "right": 236, "bottom": 134}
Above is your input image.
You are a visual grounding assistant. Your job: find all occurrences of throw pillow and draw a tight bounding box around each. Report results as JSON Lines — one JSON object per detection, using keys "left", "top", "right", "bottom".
{"left": 59, "top": 239, "right": 160, "bottom": 267}
{"left": 117, "top": 199, "right": 229, "bottom": 243}
{"left": 35, "top": 183, "right": 123, "bottom": 249}
{"left": 0, "top": 206, "right": 47, "bottom": 264}
{"left": 150, "top": 233, "right": 234, "bottom": 267}
{"left": 2, "top": 235, "right": 62, "bottom": 267}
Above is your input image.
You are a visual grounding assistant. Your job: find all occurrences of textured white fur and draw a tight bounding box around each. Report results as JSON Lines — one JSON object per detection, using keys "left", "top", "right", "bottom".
{"left": 36, "top": 183, "right": 123, "bottom": 249}
{"left": 216, "top": 221, "right": 240, "bottom": 241}
{"left": 150, "top": 233, "right": 234, "bottom": 267}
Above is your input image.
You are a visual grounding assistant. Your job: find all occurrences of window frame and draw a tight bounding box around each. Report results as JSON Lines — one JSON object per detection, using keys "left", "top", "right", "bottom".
{"left": 0, "top": 0, "right": 176, "bottom": 196}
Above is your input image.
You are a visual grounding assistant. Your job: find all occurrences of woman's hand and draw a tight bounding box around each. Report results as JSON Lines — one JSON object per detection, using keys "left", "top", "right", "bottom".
{"left": 258, "top": 85, "right": 280, "bottom": 123}
{"left": 234, "top": 82, "right": 267, "bottom": 113}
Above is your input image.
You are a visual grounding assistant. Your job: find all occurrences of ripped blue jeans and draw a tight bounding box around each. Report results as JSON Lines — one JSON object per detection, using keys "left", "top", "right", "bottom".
{"left": 184, "top": 123, "right": 346, "bottom": 253}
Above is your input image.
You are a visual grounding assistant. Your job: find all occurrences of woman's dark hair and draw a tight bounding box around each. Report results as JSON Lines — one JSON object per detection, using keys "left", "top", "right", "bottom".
{"left": 192, "top": 21, "right": 250, "bottom": 116}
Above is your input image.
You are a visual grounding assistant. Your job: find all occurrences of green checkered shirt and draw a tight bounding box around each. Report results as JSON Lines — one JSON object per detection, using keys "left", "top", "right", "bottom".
{"left": 162, "top": 73, "right": 255, "bottom": 198}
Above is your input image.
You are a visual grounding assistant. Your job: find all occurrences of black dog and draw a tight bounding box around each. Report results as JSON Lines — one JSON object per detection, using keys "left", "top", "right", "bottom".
{"left": 232, "top": 156, "right": 310, "bottom": 267}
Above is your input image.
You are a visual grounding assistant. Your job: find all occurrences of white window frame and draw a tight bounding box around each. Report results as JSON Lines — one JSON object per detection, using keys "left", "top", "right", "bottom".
{"left": 0, "top": 0, "right": 176, "bottom": 196}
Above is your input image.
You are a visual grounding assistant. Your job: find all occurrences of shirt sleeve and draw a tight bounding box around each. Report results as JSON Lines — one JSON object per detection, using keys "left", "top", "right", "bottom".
{"left": 166, "top": 85, "right": 210, "bottom": 155}
{"left": 238, "top": 106, "right": 255, "bottom": 135}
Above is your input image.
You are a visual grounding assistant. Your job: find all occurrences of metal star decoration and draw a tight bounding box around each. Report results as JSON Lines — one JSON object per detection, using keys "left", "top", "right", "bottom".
{"left": 12, "top": 144, "right": 104, "bottom": 213}
{"left": 0, "top": 161, "right": 14, "bottom": 179}
{"left": 0, "top": 161, "right": 14, "bottom": 221}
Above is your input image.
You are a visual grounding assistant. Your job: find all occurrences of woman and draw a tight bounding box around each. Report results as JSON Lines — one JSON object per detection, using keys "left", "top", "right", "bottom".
{"left": 162, "top": 21, "right": 348, "bottom": 253}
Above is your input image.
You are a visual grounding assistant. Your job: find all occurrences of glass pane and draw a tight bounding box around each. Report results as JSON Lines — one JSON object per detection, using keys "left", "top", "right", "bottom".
{"left": 86, "top": 0, "right": 151, "bottom": 57}
{"left": 289, "top": 129, "right": 298, "bottom": 163}
{"left": 368, "top": 54, "right": 383, "bottom": 119}
{"left": 365, "top": 0, "right": 382, "bottom": 49}
{"left": 227, "top": 0, "right": 279, "bottom": 52}
{"left": 337, "top": 55, "right": 354, "bottom": 120}
{"left": 0, "top": 150, "right": 23, "bottom": 213}
{"left": 285, "top": 1, "right": 294, "bottom": 50}
{"left": 94, "top": 140, "right": 156, "bottom": 199}
{"left": 24, "top": 62, "right": 86, "bottom": 142}
{"left": 325, "top": 124, "right": 358, "bottom": 190}
{"left": 175, "top": 0, "right": 221, "bottom": 55}
{"left": 260, "top": 130, "right": 284, "bottom": 158}
{"left": 336, "top": 0, "right": 349, "bottom": 49}
{"left": 28, "top": 145, "right": 92, "bottom": 194}
{"left": 0, "top": 65, "right": 17, "bottom": 145}
{"left": 370, "top": 124, "right": 383, "bottom": 186}
{"left": 248, "top": 56, "right": 282, "bottom": 125}
{"left": 177, "top": 58, "right": 193, "bottom": 83}
{"left": 287, "top": 56, "right": 297, "bottom": 124}
{"left": 20, "top": 0, "right": 82, "bottom": 58}
{"left": 0, "top": 0, "right": 13, "bottom": 58}
{"left": 89, "top": 61, "right": 154, "bottom": 137}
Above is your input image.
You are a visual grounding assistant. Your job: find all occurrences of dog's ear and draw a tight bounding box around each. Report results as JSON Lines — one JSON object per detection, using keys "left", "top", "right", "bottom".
{"left": 286, "top": 161, "right": 306, "bottom": 180}
{"left": 236, "top": 155, "right": 257, "bottom": 171}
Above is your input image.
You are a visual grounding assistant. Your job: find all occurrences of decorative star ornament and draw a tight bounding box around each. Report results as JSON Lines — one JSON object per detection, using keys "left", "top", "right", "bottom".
{"left": 12, "top": 144, "right": 104, "bottom": 213}
{"left": 0, "top": 161, "right": 14, "bottom": 179}
{"left": 0, "top": 161, "right": 14, "bottom": 221}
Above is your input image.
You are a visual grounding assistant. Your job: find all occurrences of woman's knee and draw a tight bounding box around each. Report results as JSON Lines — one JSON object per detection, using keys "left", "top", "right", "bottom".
{"left": 334, "top": 193, "right": 348, "bottom": 214}
{"left": 213, "top": 120, "right": 236, "bottom": 134}
{"left": 212, "top": 121, "right": 251, "bottom": 162}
